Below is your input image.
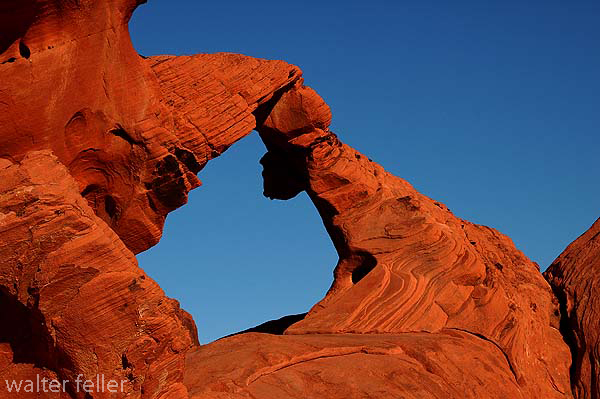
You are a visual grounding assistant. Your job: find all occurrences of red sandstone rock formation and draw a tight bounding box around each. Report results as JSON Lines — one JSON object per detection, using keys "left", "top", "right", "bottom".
{"left": 545, "top": 220, "right": 600, "bottom": 399}
{"left": 1, "top": 1, "right": 596, "bottom": 399}
{"left": 185, "top": 332, "right": 528, "bottom": 399}
{"left": 0, "top": 152, "right": 196, "bottom": 398}
{"left": 256, "top": 84, "right": 572, "bottom": 398}
{"left": 0, "top": 1, "right": 303, "bottom": 396}
{"left": 0, "top": 0, "right": 298, "bottom": 255}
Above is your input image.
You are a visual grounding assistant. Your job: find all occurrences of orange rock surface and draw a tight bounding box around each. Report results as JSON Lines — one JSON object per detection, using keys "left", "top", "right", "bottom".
{"left": 0, "top": 0, "right": 299, "bottom": 254}
{"left": 1, "top": 1, "right": 596, "bottom": 399}
{"left": 545, "top": 220, "right": 600, "bottom": 399}
{"left": 0, "top": 152, "right": 196, "bottom": 398}
{"left": 253, "top": 84, "right": 572, "bottom": 398}
{"left": 185, "top": 332, "right": 527, "bottom": 399}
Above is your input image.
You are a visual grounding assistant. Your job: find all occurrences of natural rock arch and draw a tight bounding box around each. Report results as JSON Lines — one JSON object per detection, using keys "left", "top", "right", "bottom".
{"left": 0, "top": 1, "right": 597, "bottom": 398}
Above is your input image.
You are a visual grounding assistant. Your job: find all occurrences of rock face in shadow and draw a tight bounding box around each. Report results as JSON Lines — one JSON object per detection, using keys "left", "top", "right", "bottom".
{"left": 545, "top": 219, "right": 600, "bottom": 399}
{"left": 0, "top": 1, "right": 595, "bottom": 399}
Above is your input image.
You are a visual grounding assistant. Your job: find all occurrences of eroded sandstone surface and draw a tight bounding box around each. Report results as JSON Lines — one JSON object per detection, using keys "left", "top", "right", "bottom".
{"left": 0, "top": 1, "right": 597, "bottom": 398}
{"left": 0, "top": 0, "right": 299, "bottom": 255}
{"left": 545, "top": 220, "right": 600, "bottom": 399}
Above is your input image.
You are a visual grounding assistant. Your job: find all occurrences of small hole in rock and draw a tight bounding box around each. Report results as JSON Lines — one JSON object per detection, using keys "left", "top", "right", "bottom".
{"left": 351, "top": 254, "right": 377, "bottom": 284}
{"left": 109, "top": 126, "right": 138, "bottom": 145}
{"left": 81, "top": 184, "right": 100, "bottom": 198}
{"left": 19, "top": 42, "right": 30, "bottom": 59}
{"left": 121, "top": 353, "right": 131, "bottom": 370}
{"left": 104, "top": 195, "right": 119, "bottom": 220}
{"left": 147, "top": 194, "right": 158, "bottom": 212}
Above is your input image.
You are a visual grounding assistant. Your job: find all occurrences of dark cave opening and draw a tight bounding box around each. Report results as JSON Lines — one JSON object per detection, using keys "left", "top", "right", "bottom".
{"left": 18, "top": 41, "right": 30, "bottom": 59}
{"left": 0, "top": 288, "right": 75, "bottom": 391}
{"left": 81, "top": 184, "right": 121, "bottom": 224}
{"left": 351, "top": 254, "right": 378, "bottom": 284}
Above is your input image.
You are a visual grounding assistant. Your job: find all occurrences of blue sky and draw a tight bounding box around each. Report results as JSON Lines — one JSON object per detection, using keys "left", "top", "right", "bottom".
{"left": 130, "top": 1, "right": 600, "bottom": 343}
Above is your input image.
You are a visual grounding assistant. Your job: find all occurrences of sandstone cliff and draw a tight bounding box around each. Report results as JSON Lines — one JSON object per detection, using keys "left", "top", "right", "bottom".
{"left": 546, "top": 220, "right": 600, "bottom": 399}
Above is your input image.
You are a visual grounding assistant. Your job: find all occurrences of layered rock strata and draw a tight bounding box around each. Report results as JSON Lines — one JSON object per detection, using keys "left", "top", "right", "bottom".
{"left": 0, "top": 152, "right": 196, "bottom": 398}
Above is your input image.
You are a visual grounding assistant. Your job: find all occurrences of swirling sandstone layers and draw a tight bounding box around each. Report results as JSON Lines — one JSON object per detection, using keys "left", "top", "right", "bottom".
{"left": 250, "top": 84, "right": 573, "bottom": 398}
{"left": 545, "top": 220, "right": 600, "bottom": 399}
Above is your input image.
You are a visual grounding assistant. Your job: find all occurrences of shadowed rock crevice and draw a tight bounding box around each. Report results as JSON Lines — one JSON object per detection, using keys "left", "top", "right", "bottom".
{"left": 350, "top": 253, "right": 378, "bottom": 284}
{"left": 545, "top": 218, "right": 600, "bottom": 399}
{"left": 81, "top": 184, "right": 122, "bottom": 223}
{"left": 226, "top": 313, "right": 308, "bottom": 338}
{"left": 0, "top": 288, "right": 78, "bottom": 395}
{"left": 0, "top": 0, "right": 37, "bottom": 56}
{"left": 0, "top": 289, "right": 54, "bottom": 368}
{"left": 551, "top": 277, "right": 582, "bottom": 393}
{"left": 18, "top": 41, "right": 30, "bottom": 59}
{"left": 109, "top": 126, "right": 141, "bottom": 146}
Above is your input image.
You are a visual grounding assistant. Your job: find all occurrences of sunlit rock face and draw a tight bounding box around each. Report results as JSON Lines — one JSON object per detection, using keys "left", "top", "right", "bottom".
{"left": 0, "top": 1, "right": 594, "bottom": 399}
{"left": 0, "top": 0, "right": 300, "bottom": 254}
{"left": 545, "top": 219, "right": 600, "bottom": 399}
{"left": 251, "top": 83, "right": 572, "bottom": 398}
{"left": 0, "top": 0, "right": 299, "bottom": 397}
{"left": 0, "top": 151, "right": 197, "bottom": 398}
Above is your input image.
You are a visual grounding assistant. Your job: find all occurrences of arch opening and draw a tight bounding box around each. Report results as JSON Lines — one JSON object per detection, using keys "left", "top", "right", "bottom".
{"left": 137, "top": 133, "right": 337, "bottom": 343}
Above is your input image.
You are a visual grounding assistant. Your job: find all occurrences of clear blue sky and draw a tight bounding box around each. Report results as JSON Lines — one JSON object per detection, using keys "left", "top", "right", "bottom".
{"left": 130, "top": 1, "right": 600, "bottom": 343}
